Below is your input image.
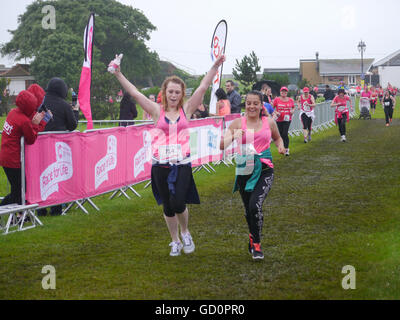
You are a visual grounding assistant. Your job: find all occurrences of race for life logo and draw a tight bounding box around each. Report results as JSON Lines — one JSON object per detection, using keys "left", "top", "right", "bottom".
{"left": 134, "top": 131, "right": 152, "bottom": 178}
{"left": 40, "top": 142, "right": 73, "bottom": 201}
{"left": 95, "top": 135, "right": 117, "bottom": 189}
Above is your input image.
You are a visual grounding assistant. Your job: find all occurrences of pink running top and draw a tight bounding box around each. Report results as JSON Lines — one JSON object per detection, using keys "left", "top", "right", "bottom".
{"left": 241, "top": 116, "right": 274, "bottom": 168}
{"left": 151, "top": 107, "right": 191, "bottom": 163}
{"left": 241, "top": 116, "right": 272, "bottom": 154}
{"left": 300, "top": 95, "right": 314, "bottom": 112}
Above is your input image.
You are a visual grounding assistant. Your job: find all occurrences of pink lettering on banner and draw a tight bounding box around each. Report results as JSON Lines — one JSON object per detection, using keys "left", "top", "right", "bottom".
{"left": 95, "top": 135, "right": 117, "bottom": 189}
{"left": 134, "top": 130, "right": 152, "bottom": 178}
{"left": 40, "top": 142, "right": 73, "bottom": 201}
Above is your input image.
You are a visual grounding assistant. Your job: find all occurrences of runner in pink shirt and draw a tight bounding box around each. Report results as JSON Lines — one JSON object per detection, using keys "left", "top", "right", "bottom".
{"left": 296, "top": 87, "right": 316, "bottom": 143}
{"left": 369, "top": 87, "right": 378, "bottom": 114}
{"left": 273, "top": 87, "right": 296, "bottom": 156}
{"left": 331, "top": 88, "right": 353, "bottom": 142}
{"left": 220, "top": 90, "right": 285, "bottom": 260}
{"left": 111, "top": 53, "right": 226, "bottom": 257}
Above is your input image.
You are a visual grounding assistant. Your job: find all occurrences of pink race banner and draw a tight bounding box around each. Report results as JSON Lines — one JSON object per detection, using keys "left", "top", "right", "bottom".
{"left": 24, "top": 117, "right": 226, "bottom": 207}
{"left": 25, "top": 132, "right": 84, "bottom": 207}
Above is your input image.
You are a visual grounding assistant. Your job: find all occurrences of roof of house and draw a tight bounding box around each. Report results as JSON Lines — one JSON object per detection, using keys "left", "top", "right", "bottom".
{"left": 0, "top": 64, "right": 31, "bottom": 77}
{"left": 319, "top": 59, "right": 374, "bottom": 75}
{"left": 372, "top": 49, "right": 400, "bottom": 67}
{"left": 264, "top": 68, "right": 300, "bottom": 74}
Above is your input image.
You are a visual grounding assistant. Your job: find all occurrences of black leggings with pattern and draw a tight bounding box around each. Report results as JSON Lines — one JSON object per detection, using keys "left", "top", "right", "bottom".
{"left": 236, "top": 166, "right": 274, "bottom": 243}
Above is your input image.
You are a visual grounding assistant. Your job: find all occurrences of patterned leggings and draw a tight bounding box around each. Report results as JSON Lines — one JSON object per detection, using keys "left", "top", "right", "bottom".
{"left": 236, "top": 167, "right": 274, "bottom": 243}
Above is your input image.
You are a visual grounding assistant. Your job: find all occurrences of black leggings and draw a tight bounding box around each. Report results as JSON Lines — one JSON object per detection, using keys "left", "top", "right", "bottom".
{"left": 301, "top": 113, "right": 313, "bottom": 131}
{"left": 151, "top": 165, "right": 192, "bottom": 217}
{"left": 277, "top": 121, "right": 291, "bottom": 149}
{"left": 337, "top": 113, "right": 348, "bottom": 136}
{"left": 236, "top": 167, "right": 274, "bottom": 243}
{"left": 1, "top": 167, "right": 22, "bottom": 206}
{"left": 384, "top": 106, "right": 394, "bottom": 124}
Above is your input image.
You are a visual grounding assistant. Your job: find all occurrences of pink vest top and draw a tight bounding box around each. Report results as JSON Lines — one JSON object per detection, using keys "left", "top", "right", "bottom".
{"left": 300, "top": 95, "right": 314, "bottom": 112}
{"left": 151, "top": 107, "right": 191, "bottom": 163}
{"left": 241, "top": 116, "right": 272, "bottom": 154}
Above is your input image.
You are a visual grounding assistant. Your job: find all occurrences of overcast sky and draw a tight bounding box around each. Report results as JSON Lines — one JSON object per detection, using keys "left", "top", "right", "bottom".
{"left": 1, "top": 0, "right": 399, "bottom": 75}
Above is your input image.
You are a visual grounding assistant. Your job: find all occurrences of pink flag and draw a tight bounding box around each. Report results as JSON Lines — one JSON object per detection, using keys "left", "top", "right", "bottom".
{"left": 78, "top": 13, "right": 95, "bottom": 130}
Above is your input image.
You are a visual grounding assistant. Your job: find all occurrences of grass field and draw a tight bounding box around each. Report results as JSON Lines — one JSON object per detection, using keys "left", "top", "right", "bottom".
{"left": 0, "top": 99, "right": 399, "bottom": 300}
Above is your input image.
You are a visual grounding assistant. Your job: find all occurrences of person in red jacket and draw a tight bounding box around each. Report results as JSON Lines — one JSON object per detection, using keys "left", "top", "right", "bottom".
{"left": 0, "top": 90, "right": 50, "bottom": 206}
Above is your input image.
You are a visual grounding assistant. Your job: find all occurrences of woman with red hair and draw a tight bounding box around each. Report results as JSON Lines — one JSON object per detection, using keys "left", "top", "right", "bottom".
{"left": 111, "top": 54, "right": 226, "bottom": 256}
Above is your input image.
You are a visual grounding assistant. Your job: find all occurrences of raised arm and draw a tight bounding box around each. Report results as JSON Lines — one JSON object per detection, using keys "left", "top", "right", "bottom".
{"left": 185, "top": 55, "right": 226, "bottom": 117}
{"left": 113, "top": 66, "right": 160, "bottom": 121}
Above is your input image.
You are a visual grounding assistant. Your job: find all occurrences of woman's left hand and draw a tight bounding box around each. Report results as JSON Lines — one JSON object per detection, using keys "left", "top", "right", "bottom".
{"left": 213, "top": 54, "right": 226, "bottom": 69}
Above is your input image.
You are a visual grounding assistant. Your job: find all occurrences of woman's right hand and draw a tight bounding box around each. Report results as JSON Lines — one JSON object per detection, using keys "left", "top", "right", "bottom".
{"left": 233, "top": 129, "right": 244, "bottom": 141}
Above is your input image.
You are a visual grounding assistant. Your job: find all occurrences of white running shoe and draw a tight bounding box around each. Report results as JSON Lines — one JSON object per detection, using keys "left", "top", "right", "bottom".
{"left": 181, "top": 232, "right": 195, "bottom": 254}
{"left": 169, "top": 241, "right": 183, "bottom": 256}
{"left": 341, "top": 135, "right": 347, "bottom": 142}
{"left": 285, "top": 149, "right": 290, "bottom": 157}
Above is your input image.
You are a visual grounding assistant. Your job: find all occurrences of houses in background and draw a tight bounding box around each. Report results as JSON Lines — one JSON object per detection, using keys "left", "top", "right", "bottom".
{"left": 370, "top": 49, "right": 400, "bottom": 88}
{"left": 0, "top": 64, "right": 35, "bottom": 96}
{"left": 300, "top": 53, "right": 375, "bottom": 86}
{"left": 262, "top": 50, "right": 400, "bottom": 88}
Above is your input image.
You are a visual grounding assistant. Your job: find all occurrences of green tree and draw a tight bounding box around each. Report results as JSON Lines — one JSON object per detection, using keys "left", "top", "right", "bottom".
{"left": 232, "top": 51, "right": 261, "bottom": 93}
{"left": 1, "top": 0, "right": 160, "bottom": 88}
{"left": 262, "top": 73, "right": 289, "bottom": 88}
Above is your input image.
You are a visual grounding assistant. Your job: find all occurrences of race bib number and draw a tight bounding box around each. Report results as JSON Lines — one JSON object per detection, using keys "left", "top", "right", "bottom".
{"left": 158, "top": 144, "right": 183, "bottom": 163}
{"left": 303, "top": 103, "right": 311, "bottom": 112}
{"left": 337, "top": 106, "right": 346, "bottom": 112}
{"left": 384, "top": 102, "right": 390, "bottom": 107}
{"left": 284, "top": 114, "right": 290, "bottom": 122}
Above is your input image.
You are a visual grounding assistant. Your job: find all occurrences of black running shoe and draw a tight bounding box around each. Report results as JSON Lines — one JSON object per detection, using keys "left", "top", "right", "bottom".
{"left": 252, "top": 243, "right": 264, "bottom": 260}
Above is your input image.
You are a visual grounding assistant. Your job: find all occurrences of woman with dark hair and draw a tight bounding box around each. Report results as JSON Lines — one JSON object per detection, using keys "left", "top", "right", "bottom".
{"left": 119, "top": 92, "right": 137, "bottom": 126}
{"left": 331, "top": 88, "right": 353, "bottom": 142}
{"left": 111, "top": 54, "right": 226, "bottom": 256}
{"left": 220, "top": 90, "right": 285, "bottom": 260}
{"left": 215, "top": 87, "right": 231, "bottom": 116}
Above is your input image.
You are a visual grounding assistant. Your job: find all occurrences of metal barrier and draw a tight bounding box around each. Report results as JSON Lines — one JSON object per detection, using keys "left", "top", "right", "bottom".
{"left": 288, "top": 96, "right": 356, "bottom": 137}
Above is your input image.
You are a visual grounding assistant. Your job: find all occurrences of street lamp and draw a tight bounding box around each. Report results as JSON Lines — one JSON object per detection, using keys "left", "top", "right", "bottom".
{"left": 357, "top": 40, "right": 366, "bottom": 81}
